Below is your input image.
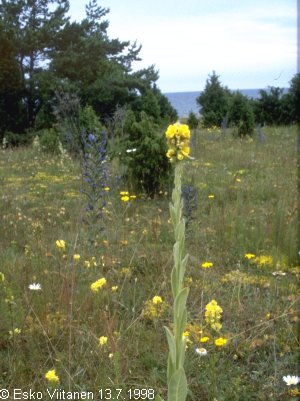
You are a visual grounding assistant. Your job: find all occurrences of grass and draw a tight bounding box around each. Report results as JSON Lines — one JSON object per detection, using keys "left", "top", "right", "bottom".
{"left": 0, "top": 126, "right": 299, "bottom": 400}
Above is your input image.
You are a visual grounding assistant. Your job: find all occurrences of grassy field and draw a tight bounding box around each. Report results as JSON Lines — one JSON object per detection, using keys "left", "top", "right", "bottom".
{"left": 0, "top": 126, "right": 299, "bottom": 400}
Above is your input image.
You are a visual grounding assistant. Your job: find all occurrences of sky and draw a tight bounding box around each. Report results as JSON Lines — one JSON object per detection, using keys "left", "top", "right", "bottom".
{"left": 68, "top": 0, "right": 298, "bottom": 93}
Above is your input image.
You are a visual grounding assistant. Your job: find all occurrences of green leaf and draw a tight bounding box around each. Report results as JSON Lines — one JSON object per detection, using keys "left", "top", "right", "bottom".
{"left": 179, "top": 253, "right": 189, "bottom": 284}
{"left": 169, "top": 203, "right": 177, "bottom": 227}
{"left": 175, "top": 219, "right": 185, "bottom": 242}
{"left": 177, "top": 309, "right": 188, "bottom": 345}
{"left": 154, "top": 395, "right": 164, "bottom": 401}
{"left": 168, "top": 367, "right": 188, "bottom": 401}
{"left": 164, "top": 326, "right": 176, "bottom": 366}
{"left": 171, "top": 267, "right": 178, "bottom": 298}
{"left": 174, "top": 287, "right": 189, "bottom": 322}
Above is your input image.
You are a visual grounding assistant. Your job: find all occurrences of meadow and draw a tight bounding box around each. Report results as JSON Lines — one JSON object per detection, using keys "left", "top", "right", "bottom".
{"left": 0, "top": 126, "right": 299, "bottom": 401}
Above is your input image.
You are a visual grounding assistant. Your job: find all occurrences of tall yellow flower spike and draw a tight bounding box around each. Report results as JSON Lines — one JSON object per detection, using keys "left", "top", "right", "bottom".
{"left": 165, "top": 122, "right": 191, "bottom": 162}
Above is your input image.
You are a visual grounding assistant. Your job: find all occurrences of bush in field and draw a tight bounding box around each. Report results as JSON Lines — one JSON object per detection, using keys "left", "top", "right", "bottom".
{"left": 187, "top": 111, "right": 199, "bottom": 129}
{"left": 121, "top": 111, "right": 171, "bottom": 197}
{"left": 228, "top": 92, "right": 255, "bottom": 137}
{"left": 39, "top": 128, "right": 61, "bottom": 153}
{"left": 197, "top": 71, "right": 231, "bottom": 127}
{"left": 254, "top": 87, "right": 285, "bottom": 125}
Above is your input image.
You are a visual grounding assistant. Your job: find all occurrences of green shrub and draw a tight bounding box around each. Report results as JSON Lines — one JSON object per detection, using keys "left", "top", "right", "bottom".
{"left": 121, "top": 111, "right": 171, "bottom": 197}
{"left": 228, "top": 92, "right": 255, "bottom": 137}
{"left": 187, "top": 111, "right": 199, "bottom": 129}
{"left": 196, "top": 71, "right": 231, "bottom": 127}
{"left": 39, "top": 128, "right": 61, "bottom": 153}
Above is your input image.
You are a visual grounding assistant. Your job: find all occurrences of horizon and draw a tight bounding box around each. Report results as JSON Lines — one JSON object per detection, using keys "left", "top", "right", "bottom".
{"left": 163, "top": 86, "right": 290, "bottom": 94}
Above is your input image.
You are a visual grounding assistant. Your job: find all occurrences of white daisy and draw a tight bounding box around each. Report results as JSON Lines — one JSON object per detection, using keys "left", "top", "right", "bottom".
{"left": 195, "top": 347, "right": 208, "bottom": 356}
{"left": 28, "top": 283, "right": 42, "bottom": 291}
{"left": 283, "top": 375, "right": 300, "bottom": 386}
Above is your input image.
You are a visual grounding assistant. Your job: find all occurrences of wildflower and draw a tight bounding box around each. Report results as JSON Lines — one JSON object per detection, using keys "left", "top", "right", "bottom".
{"left": 245, "top": 253, "right": 255, "bottom": 260}
{"left": 201, "top": 262, "right": 213, "bottom": 269}
{"left": 111, "top": 286, "right": 118, "bottom": 292}
{"left": 73, "top": 254, "right": 80, "bottom": 261}
{"left": 90, "top": 277, "right": 107, "bottom": 292}
{"left": 200, "top": 336, "right": 210, "bottom": 343}
{"left": 208, "top": 194, "right": 215, "bottom": 199}
{"left": 120, "top": 191, "right": 129, "bottom": 196}
{"left": 120, "top": 267, "right": 131, "bottom": 277}
{"left": 0, "top": 272, "right": 5, "bottom": 282}
{"left": 130, "top": 195, "right": 137, "bottom": 199}
{"left": 283, "top": 375, "right": 300, "bottom": 386}
{"left": 195, "top": 347, "right": 208, "bottom": 356}
{"left": 45, "top": 369, "right": 59, "bottom": 384}
{"left": 99, "top": 336, "right": 108, "bottom": 347}
{"left": 126, "top": 148, "right": 137, "bottom": 153}
{"left": 28, "top": 283, "right": 42, "bottom": 291}
{"left": 84, "top": 260, "right": 91, "bottom": 268}
{"left": 143, "top": 297, "right": 167, "bottom": 320}
{"left": 205, "top": 299, "right": 223, "bottom": 332}
{"left": 288, "top": 388, "right": 300, "bottom": 397}
{"left": 253, "top": 255, "right": 273, "bottom": 267}
{"left": 55, "top": 239, "right": 65, "bottom": 251}
{"left": 104, "top": 187, "right": 110, "bottom": 191}
{"left": 165, "top": 122, "right": 191, "bottom": 163}
{"left": 152, "top": 295, "right": 163, "bottom": 305}
{"left": 215, "top": 337, "right": 228, "bottom": 347}
{"left": 9, "top": 328, "right": 21, "bottom": 337}
{"left": 121, "top": 195, "right": 130, "bottom": 202}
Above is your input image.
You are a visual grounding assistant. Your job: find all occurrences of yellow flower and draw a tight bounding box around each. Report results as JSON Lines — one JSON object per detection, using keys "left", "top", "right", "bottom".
{"left": 99, "top": 336, "right": 108, "bottom": 347}
{"left": 121, "top": 195, "right": 130, "bottom": 202}
{"left": 130, "top": 195, "right": 137, "bottom": 199}
{"left": 245, "top": 253, "right": 255, "bottom": 260}
{"left": 120, "top": 191, "right": 129, "bottom": 196}
{"left": 111, "top": 286, "right": 118, "bottom": 292}
{"left": 90, "top": 277, "right": 107, "bottom": 292}
{"left": 45, "top": 369, "right": 59, "bottom": 384}
{"left": 165, "top": 122, "right": 191, "bottom": 162}
{"left": 73, "top": 254, "right": 80, "bottom": 261}
{"left": 215, "top": 337, "right": 228, "bottom": 347}
{"left": 104, "top": 187, "right": 110, "bottom": 191}
{"left": 166, "top": 149, "right": 175, "bottom": 159}
{"left": 84, "top": 260, "right": 91, "bottom": 268}
{"left": 181, "top": 146, "right": 190, "bottom": 157}
{"left": 253, "top": 255, "right": 273, "bottom": 266}
{"left": 152, "top": 295, "right": 163, "bottom": 305}
{"left": 208, "top": 194, "right": 215, "bottom": 199}
{"left": 200, "top": 336, "right": 210, "bottom": 343}
{"left": 9, "top": 328, "right": 21, "bottom": 336}
{"left": 201, "top": 262, "right": 213, "bottom": 269}
{"left": 205, "top": 299, "right": 223, "bottom": 332}
{"left": 55, "top": 239, "right": 65, "bottom": 251}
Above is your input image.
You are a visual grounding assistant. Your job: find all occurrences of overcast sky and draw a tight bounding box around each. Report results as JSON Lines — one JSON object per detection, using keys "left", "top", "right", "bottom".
{"left": 68, "top": 0, "right": 297, "bottom": 93}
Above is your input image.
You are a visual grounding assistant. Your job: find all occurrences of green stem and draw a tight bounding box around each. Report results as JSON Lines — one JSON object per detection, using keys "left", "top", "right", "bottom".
{"left": 165, "top": 162, "right": 189, "bottom": 401}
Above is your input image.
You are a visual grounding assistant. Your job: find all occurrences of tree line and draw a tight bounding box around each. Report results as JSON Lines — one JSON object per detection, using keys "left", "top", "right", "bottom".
{"left": 0, "top": 0, "right": 177, "bottom": 143}
{"left": 194, "top": 71, "right": 300, "bottom": 136}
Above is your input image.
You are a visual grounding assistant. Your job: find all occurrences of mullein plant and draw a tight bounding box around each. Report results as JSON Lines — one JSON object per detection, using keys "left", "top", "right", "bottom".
{"left": 81, "top": 131, "right": 109, "bottom": 240}
{"left": 162, "top": 122, "right": 191, "bottom": 401}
